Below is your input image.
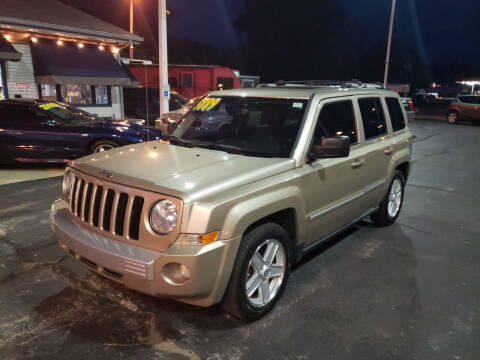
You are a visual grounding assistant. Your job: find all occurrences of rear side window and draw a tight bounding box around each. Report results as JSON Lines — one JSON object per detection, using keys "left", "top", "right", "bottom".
{"left": 358, "top": 98, "right": 387, "bottom": 139}
{"left": 385, "top": 97, "right": 406, "bottom": 132}
{"left": 314, "top": 100, "right": 358, "bottom": 144}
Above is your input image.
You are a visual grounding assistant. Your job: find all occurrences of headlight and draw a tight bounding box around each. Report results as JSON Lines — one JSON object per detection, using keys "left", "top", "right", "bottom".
{"left": 62, "top": 168, "right": 74, "bottom": 200}
{"left": 149, "top": 200, "right": 177, "bottom": 234}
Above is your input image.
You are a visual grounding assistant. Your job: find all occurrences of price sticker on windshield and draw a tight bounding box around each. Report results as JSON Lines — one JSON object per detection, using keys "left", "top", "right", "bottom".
{"left": 192, "top": 97, "right": 222, "bottom": 112}
{"left": 39, "top": 103, "right": 60, "bottom": 110}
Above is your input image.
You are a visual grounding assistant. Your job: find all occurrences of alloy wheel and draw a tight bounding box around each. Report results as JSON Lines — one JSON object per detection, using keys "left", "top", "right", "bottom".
{"left": 245, "top": 238, "right": 286, "bottom": 308}
{"left": 387, "top": 178, "right": 403, "bottom": 218}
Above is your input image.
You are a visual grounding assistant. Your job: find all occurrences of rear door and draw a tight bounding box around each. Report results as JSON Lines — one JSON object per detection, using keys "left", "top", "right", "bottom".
{"left": 458, "top": 96, "right": 477, "bottom": 118}
{"left": 354, "top": 96, "right": 394, "bottom": 207}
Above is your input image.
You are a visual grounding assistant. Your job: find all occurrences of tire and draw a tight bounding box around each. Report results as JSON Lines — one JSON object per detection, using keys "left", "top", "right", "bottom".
{"left": 447, "top": 111, "right": 459, "bottom": 124}
{"left": 89, "top": 140, "right": 119, "bottom": 154}
{"left": 371, "top": 170, "right": 405, "bottom": 226}
{"left": 221, "top": 222, "right": 291, "bottom": 321}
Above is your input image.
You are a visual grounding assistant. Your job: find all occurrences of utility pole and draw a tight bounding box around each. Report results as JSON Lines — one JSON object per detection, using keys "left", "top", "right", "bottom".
{"left": 383, "top": 0, "right": 396, "bottom": 87}
{"left": 158, "top": 0, "right": 169, "bottom": 115}
{"left": 129, "top": 0, "right": 134, "bottom": 59}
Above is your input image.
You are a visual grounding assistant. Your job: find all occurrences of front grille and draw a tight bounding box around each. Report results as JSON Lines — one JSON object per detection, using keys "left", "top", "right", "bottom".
{"left": 70, "top": 175, "right": 144, "bottom": 241}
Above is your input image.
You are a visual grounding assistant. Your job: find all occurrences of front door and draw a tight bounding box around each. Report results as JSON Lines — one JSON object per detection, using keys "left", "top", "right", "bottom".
{"left": 303, "top": 98, "right": 371, "bottom": 246}
{"left": 181, "top": 71, "right": 195, "bottom": 99}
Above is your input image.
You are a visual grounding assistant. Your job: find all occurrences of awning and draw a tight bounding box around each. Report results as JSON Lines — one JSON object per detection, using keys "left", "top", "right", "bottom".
{"left": 31, "top": 41, "right": 137, "bottom": 86}
{"left": 0, "top": 37, "right": 22, "bottom": 61}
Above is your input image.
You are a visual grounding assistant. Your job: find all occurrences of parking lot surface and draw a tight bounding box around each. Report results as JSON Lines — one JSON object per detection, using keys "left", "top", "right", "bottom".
{"left": 0, "top": 119, "right": 479, "bottom": 360}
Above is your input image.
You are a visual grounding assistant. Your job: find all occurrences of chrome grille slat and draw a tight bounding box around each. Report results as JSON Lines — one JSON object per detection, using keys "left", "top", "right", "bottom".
{"left": 110, "top": 192, "right": 120, "bottom": 235}
{"left": 88, "top": 185, "right": 98, "bottom": 226}
{"left": 98, "top": 187, "right": 108, "bottom": 231}
{"left": 123, "top": 195, "right": 134, "bottom": 239}
{"left": 80, "top": 181, "right": 89, "bottom": 221}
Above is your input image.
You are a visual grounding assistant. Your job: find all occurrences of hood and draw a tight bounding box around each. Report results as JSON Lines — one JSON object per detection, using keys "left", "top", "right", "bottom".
{"left": 71, "top": 141, "right": 295, "bottom": 203}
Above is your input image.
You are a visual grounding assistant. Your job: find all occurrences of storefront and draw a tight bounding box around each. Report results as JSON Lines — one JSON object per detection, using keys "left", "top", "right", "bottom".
{"left": 0, "top": 0, "right": 142, "bottom": 118}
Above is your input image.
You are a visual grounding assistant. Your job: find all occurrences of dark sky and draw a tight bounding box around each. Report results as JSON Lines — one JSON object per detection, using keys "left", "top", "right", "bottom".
{"left": 60, "top": 0, "right": 478, "bottom": 67}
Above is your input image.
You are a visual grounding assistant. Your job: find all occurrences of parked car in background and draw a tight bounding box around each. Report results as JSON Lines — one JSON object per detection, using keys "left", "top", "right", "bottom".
{"left": 400, "top": 97, "right": 415, "bottom": 122}
{"left": 447, "top": 95, "right": 480, "bottom": 124}
{"left": 0, "top": 100, "right": 162, "bottom": 163}
{"left": 155, "top": 96, "right": 201, "bottom": 134}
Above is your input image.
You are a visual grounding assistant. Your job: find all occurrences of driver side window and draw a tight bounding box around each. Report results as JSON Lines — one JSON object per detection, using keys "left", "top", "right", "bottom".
{"left": 314, "top": 100, "right": 358, "bottom": 145}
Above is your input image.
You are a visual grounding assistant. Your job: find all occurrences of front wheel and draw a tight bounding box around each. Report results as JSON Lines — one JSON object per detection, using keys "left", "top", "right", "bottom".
{"left": 448, "top": 111, "right": 459, "bottom": 124}
{"left": 371, "top": 170, "right": 405, "bottom": 226}
{"left": 89, "top": 140, "right": 119, "bottom": 154}
{"left": 221, "top": 222, "right": 291, "bottom": 321}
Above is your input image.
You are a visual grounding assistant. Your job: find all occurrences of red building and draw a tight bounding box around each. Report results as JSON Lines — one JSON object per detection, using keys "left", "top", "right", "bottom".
{"left": 127, "top": 63, "right": 242, "bottom": 99}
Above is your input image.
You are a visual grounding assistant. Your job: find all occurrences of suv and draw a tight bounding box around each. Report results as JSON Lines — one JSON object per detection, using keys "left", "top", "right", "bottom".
{"left": 447, "top": 95, "right": 480, "bottom": 124}
{"left": 51, "top": 85, "right": 412, "bottom": 321}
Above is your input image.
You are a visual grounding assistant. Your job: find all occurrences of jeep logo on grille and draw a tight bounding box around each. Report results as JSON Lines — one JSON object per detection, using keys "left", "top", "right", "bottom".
{"left": 100, "top": 169, "right": 113, "bottom": 178}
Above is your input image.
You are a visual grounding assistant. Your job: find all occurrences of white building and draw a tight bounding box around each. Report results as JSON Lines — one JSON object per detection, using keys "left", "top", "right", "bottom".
{"left": 0, "top": 0, "right": 142, "bottom": 118}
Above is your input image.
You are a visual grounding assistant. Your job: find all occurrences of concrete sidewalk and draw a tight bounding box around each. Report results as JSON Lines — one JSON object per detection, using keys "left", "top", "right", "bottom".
{"left": 0, "top": 164, "right": 64, "bottom": 186}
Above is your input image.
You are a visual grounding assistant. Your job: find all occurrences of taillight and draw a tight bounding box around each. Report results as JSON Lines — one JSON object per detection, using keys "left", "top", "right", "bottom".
{"left": 408, "top": 99, "right": 414, "bottom": 111}
{"left": 160, "top": 116, "right": 167, "bottom": 124}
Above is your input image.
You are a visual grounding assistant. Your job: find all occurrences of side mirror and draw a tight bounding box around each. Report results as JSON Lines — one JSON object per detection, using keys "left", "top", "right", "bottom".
{"left": 310, "top": 136, "right": 350, "bottom": 159}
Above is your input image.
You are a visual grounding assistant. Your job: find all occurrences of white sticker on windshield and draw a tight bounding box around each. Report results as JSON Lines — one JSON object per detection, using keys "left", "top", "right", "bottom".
{"left": 292, "top": 102, "right": 304, "bottom": 109}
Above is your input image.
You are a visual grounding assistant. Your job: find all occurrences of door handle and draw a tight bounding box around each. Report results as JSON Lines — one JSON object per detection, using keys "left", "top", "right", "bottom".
{"left": 351, "top": 159, "right": 365, "bottom": 169}
{"left": 384, "top": 146, "right": 393, "bottom": 155}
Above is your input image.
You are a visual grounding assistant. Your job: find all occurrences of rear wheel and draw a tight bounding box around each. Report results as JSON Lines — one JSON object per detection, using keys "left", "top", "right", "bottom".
{"left": 89, "top": 140, "right": 119, "bottom": 154}
{"left": 221, "top": 222, "right": 291, "bottom": 321}
{"left": 448, "top": 111, "right": 459, "bottom": 124}
{"left": 371, "top": 170, "right": 405, "bottom": 226}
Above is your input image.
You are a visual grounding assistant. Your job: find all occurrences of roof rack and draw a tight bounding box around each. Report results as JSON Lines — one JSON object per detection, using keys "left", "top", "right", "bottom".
{"left": 257, "top": 80, "right": 385, "bottom": 89}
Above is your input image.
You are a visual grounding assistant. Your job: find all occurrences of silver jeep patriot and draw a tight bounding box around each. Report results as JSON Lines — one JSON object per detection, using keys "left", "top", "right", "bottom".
{"left": 51, "top": 84, "right": 412, "bottom": 321}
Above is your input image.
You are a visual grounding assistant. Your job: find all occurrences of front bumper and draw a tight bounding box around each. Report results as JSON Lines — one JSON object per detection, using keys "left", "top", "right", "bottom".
{"left": 51, "top": 199, "right": 241, "bottom": 307}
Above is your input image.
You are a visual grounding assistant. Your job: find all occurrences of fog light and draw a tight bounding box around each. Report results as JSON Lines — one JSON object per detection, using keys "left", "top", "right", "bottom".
{"left": 180, "top": 264, "right": 191, "bottom": 280}
{"left": 162, "top": 262, "right": 191, "bottom": 285}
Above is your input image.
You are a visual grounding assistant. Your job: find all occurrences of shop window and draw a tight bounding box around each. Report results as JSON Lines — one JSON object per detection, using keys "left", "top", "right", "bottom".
{"left": 60, "top": 84, "right": 93, "bottom": 105}
{"left": 94, "top": 85, "right": 109, "bottom": 105}
{"left": 168, "top": 77, "right": 177, "bottom": 88}
{"left": 40, "top": 84, "right": 57, "bottom": 101}
{"left": 217, "top": 77, "right": 234, "bottom": 90}
{"left": 183, "top": 74, "right": 193, "bottom": 88}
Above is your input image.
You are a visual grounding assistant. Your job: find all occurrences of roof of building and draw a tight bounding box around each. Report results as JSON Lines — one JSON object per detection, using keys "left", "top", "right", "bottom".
{"left": 209, "top": 86, "right": 398, "bottom": 100}
{"left": 0, "top": 0, "right": 142, "bottom": 44}
{"left": 0, "top": 35, "right": 21, "bottom": 61}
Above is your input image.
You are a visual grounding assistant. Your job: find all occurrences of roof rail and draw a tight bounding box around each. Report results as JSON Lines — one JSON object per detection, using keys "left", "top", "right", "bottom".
{"left": 257, "top": 80, "right": 385, "bottom": 89}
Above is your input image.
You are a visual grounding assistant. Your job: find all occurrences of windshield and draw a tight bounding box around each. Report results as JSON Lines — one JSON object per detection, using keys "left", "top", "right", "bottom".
{"left": 38, "top": 102, "right": 99, "bottom": 124}
{"left": 172, "top": 96, "right": 308, "bottom": 158}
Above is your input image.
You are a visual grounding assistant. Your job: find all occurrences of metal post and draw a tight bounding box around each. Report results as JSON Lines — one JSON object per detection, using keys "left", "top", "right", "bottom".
{"left": 158, "top": 0, "right": 169, "bottom": 115}
{"left": 383, "top": 0, "right": 396, "bottom": 87}
{"left": 129, "top": 0, "right": 134, "bottom": 59}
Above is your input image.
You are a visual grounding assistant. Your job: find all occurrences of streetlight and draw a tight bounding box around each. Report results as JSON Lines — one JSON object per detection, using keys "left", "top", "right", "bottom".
{"left": 158, "top": 0, "right": 169, "bottom": 115}
{"left": 383, "top": 0, "right": 396, "bottom": 88}
{"left": 129, "top": 0, "right": 134, "bottom": 59}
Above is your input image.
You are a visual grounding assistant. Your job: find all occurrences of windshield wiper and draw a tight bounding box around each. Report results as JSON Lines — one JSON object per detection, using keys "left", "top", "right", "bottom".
{"left": 165, "top": 135, "right": 194, "bottom": 147}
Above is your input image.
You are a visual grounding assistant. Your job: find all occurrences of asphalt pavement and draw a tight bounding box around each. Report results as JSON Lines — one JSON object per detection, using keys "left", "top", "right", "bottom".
{"left": 0, "top": 119, "right": 479, "bottom": 360}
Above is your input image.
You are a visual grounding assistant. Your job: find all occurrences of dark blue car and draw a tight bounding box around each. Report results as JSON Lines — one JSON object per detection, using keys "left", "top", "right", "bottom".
{"left": 0, "top": 100, "right": 163, "bottom": 163}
